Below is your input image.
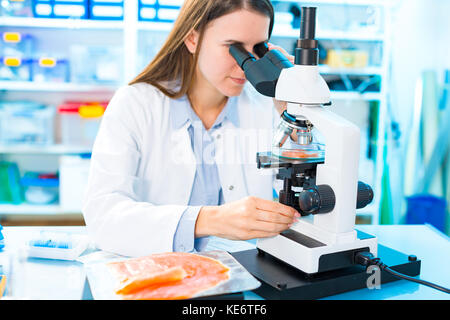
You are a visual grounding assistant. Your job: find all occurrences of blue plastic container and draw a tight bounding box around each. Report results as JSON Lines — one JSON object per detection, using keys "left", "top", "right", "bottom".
{"left": 1, "top": 32, "right": 36, "bottom": 58}
{"left": 0, "top": 0, "right": 33, "bottom": 17}
{"left": 138, "top": 0, "right": 181, "bottom": 22}
{"left": 0, "top": 224, "right": 5, "bottom": 251}
{"left": 31, "top": 57, "right": 70, "bottom": 83}
{"left": 32, "top": 0, "right": 88, "bottom": 19}
{"left": 89, "top": 0, "right": 123, "bottom": 20}
{"left": 0, "top": 56, "right": 32, "bottom": 81}
{"left": 406, "top": 194, "right": 447, "bottom": 232}
{"left": 20, "top": 173, "right": 59, "bottom": 205}
{"left": 0, "top": 101, "right": 55, "bottom": 145}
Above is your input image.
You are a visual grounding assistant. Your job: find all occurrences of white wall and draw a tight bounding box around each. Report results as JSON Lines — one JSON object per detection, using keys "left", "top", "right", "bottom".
{"left": 391, "top": 0, "right": 450, "bottom": 125}
{"left": 389, "top": 0, "right": 450, "bottom": 222}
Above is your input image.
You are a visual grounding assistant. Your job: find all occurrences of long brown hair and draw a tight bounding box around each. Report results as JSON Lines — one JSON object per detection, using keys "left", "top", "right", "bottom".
{"left": 129, "top": 0, "right": 274, "bottom": 99}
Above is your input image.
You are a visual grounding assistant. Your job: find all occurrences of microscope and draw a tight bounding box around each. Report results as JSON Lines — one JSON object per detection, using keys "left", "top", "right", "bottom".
{"left": 230, "top": 6, "right": 377, "bottom": 275}
{"left": 229, "top": 6, "right": 422, "bottom": 299}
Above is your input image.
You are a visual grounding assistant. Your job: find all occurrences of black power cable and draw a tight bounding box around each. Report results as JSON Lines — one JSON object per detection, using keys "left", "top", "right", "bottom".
{"left": 355, "top": 251, "right": 450, "bottom": 294}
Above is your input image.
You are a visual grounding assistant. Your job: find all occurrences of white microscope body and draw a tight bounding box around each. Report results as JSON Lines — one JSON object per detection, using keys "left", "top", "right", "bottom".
{"left": 256, "top": 64, "right": 378, "bottom": 274}
{"left": 229, "top": 6, "right": 378, "bottom": 275}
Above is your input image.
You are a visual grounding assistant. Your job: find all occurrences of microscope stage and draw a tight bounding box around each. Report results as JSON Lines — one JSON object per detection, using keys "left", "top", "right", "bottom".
{"left": 257, "top": 151, "right": 324, "bottom": 169}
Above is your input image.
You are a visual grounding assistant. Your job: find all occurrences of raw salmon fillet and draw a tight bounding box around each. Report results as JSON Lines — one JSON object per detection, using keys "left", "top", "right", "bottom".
{"left": 107, "top": 252, "right": 230, "bottom": 299}
{"left": 281, "top": 150, "right": 319, "bottom": 159}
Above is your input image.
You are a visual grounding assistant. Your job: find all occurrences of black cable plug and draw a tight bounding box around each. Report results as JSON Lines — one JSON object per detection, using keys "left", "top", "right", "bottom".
{"left": 355, "top": 251, "right": 450, "bottom": 294}
{"left": 355, "top": 251, "right": 386, "bottom": 269}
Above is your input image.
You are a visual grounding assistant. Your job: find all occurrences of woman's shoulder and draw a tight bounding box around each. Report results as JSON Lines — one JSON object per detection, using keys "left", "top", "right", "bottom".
{"left": 113, "top": 82, "right": 166, "bottom": 104}
{"left": 107, "top": 82, "right": 170, "bottom": 119}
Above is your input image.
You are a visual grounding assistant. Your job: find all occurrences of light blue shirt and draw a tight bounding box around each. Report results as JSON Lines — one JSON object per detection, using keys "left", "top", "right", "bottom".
{"left": 170, "top": 95, "right": 239, "bottom": 252}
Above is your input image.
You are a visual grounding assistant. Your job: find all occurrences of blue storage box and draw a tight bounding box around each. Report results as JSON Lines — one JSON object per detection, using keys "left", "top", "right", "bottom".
{"left": 0, "top": 162, "right": 24, "bottom": 205}
{"left": 89, "top": 0, "right": 123, "bottom": 20}
{"left": 138, "top": 4, "right": 156, "bottom": 21}
{"left": 31, "top": 57, "right": 70, "bottom": 82}
{"left": 0, "top": 0, "right": 33, "bottom": 17}
{"left": 0, "top": 101, "right": 55, "bottom": 145}
{"left": 20, "top": 172, "right": 59, "bottom": 205}
{"left": 1, "top": 32, "right": 36, "bottom": 58}
{"left": 0, "top": 224, "right": 4, "bottom": 251}
{"left": 406, "top": 195, "right": 447, "bottom": 233}
{"left": 32, "top": 0, "right": 88, "bottom": 19}
{"left": 0, "top": 56, "right": 32, "bottom": 81}
{"left": 69, "top": 45, "right": 123, "bottom": 84}
{"left": 138, "top": 0, "right": 181, "bottom": 22}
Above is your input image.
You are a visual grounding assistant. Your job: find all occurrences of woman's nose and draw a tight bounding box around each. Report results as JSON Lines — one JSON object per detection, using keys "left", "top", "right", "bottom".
{"left": 234, "top": 66, "right": 245, "bottom": 78}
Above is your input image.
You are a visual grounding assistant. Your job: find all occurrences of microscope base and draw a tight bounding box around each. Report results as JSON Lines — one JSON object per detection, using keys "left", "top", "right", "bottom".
{"left": 256, "top": 228, "right": 378, "bottom": 274}
{"left": 231, "top": 244, "right": 421, "bottom": 300}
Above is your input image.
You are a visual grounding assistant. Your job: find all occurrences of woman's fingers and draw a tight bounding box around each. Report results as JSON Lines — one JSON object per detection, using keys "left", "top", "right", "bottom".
{"left": 251, "top": 219, "right": 292, "bottom": 234}
{"left": 206, "top": 196, "right": 301, "bottom": 241}
{"left": 254, "top": 197, "right": 300, "bottom": 218}
{"left": 256, "top": 209, "right": 298, "bottom": 225}
{"left": 267, "top": 42, "right": 295, "bottom": 63}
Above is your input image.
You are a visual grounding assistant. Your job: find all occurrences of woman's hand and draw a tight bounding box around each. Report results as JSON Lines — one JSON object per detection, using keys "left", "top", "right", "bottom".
{"left": 267, "top": 43, "right": 295, "bottom": 115}
{"left": 195, "top": 196, "right": 300, "bottom": 240}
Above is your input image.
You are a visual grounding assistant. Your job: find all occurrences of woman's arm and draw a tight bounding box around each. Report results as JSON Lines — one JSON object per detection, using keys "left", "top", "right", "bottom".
{"left": 82, "top": 86, "right": 188, "bottom": 257}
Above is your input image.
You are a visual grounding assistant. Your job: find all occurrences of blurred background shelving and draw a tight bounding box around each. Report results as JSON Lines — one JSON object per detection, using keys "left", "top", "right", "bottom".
{"left": 1, "top": 0, "right": 448, "bottom": 235}
{"left": 0, "top": 0, "right": 390, "bottom": 224}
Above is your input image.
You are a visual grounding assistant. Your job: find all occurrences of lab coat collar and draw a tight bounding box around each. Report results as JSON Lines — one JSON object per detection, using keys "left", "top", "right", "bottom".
{"left": 169, "top": 95, "right": 240, "bottom": 130}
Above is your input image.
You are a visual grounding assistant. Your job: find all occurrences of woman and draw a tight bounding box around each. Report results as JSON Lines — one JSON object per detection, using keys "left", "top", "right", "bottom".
{"left": 82, "top": 0, "right": 300, "bottom": 257}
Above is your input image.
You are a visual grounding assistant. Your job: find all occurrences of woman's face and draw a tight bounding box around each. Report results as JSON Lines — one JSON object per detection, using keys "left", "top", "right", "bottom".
{"left": 188, "top": 9, "right": 271, "bottom": 97}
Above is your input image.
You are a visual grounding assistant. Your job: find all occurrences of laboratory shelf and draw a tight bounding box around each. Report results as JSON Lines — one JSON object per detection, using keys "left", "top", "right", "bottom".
{"left": 272, "top": 25, "right": 384, "bottom": 41}
{"left": 0, "top": 81, "right": 118, "bottom": 93}
{"left": 319, "top": 65, "right": 383, "bottom": 76}
{"left": 0, "top": 144, "right": 92, "bottom": 155}
{"left": 137, "top": 21, "right": 174, "bottom": 32}
{"left": 0, "top": 204, "right": 76, "bottom": 215}
{"left": 273, "top": 0, "right": 391, "bottom": 7}
{"left": 0, "top": 17, "right": 124, "bottom": 30}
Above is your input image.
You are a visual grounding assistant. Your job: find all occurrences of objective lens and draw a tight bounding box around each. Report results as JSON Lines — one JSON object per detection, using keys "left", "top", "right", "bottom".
{"left": 296, "top": 127, "right": 313, "bottom": 145}
{"left": 273, "top": 121, "right": 294, "bottom": 148}
{"left": 272, "top": 111, "right": 314, "bottom": 148}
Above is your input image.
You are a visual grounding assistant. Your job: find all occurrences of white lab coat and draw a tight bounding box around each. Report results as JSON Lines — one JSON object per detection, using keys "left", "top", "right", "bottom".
{"left": 82, "top": 82, "right": 278, "bottom": 257}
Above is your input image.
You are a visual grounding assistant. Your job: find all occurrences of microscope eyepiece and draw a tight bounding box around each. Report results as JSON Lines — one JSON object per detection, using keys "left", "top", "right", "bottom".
{"left": 253, "top": 42, "right": 269, "bottom": 59}
{"left": 229, "top": 44, "right": 293, "bottom": 97}
{"left": 229, "top": 44, "right": 256, "bottom": 70}
{"left": 295, "top": 6, "right": 319, "bottom": 66}
{"left": 300, "top": 7, "right": 316, "bottom": 39}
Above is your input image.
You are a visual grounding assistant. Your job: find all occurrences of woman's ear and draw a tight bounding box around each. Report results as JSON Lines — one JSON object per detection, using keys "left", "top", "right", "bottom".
{"left": 184, "top": 29, "right": 199, "bottom": 54}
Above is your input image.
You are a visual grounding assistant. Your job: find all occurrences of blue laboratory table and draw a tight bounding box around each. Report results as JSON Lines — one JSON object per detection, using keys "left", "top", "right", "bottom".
{"left": 0, "top": 224, "right": 449, "bottom": 300}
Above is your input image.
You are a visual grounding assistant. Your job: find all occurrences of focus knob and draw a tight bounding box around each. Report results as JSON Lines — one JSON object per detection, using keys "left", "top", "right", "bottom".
{"left": 298, "top": 185, "right": 335, "bottom": 215}
{"left": 356, "top": 181, "right": 374, "bottom": 209}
